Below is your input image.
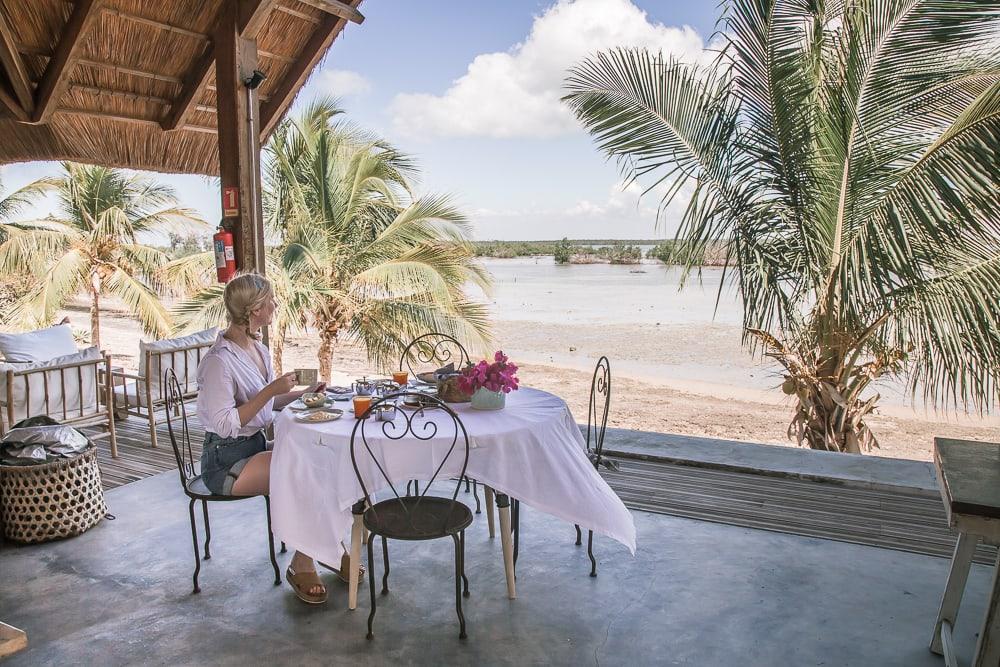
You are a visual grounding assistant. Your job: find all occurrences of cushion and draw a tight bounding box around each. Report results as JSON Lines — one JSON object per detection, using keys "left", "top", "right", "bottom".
{"left": 113, "top": 380, "right": 146, "bottom": 409}
{"left": 139, "top": 328, "right": 218, "bottom": 401}
{"left": 0, "top": 347, "right": 102, "bottom": 424}
{"left": 0, "top": 324, "right": 78, "bottom": 363}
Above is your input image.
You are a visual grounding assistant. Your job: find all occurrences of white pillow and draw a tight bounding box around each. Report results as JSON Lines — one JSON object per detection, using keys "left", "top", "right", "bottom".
{"left": 0, "top": 324, "right": 78, "bottom": 362}
{"left": 139, "top": 328, "right": 218, "bottom": 400}
{"left": 0, "top": 346, "right": 102, "bottom": 424}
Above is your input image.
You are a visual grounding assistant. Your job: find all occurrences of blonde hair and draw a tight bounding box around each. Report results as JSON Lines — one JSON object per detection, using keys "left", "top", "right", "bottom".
{"left": 223, "top": 273, "right": 273, "bottom": 340}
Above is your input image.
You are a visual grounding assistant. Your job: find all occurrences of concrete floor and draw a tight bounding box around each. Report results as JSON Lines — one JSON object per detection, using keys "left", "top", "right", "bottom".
{"left": 0, "top": 471, "right": 992, "bottom": 666}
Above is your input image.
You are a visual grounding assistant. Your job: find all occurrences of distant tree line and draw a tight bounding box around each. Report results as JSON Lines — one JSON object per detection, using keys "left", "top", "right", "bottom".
{"left": 474, "top": 238, "right": 727, "bottom": 266}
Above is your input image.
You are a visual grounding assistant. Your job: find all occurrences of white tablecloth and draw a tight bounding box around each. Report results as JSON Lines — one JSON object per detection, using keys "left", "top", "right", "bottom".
{"left": 270, "top": 387, "right": 636, "bottom": 566}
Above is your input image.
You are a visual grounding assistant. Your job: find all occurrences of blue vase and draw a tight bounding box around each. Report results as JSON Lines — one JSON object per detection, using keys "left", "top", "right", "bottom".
{"left": 470, "top": 387, "right": 506, "bottom": 410}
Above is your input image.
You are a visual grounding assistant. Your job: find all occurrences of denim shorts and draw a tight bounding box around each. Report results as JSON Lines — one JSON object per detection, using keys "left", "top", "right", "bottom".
{"left": 200, "top": 431, "right": 267, "bottom": 495}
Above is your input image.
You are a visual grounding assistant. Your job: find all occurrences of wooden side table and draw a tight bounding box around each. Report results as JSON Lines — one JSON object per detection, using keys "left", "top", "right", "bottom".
{"left": 930, "top": 437, "right": 1000, "bottom": 667}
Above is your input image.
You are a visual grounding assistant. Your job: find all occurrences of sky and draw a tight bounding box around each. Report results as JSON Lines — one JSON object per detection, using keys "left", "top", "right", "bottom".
{"left": 0, "top": 0, "right": 721, "bottom": 242}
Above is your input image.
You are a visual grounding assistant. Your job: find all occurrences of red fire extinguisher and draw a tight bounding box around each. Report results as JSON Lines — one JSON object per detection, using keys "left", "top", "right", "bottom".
{"left": 213, "top": 226, "right": 237, "bottom": 283}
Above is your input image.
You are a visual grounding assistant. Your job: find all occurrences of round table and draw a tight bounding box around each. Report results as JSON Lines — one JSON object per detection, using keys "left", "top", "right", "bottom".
{"left": 270, "top": 387, "right": 636, "bottom": 606}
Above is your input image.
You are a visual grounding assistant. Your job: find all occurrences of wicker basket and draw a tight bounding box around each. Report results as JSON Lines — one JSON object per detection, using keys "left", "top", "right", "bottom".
{"left": 437, "top": 375, "right": 471, "bottom": 403}
{"left": 0, "top": 446, "right": 107, "bottom": 544}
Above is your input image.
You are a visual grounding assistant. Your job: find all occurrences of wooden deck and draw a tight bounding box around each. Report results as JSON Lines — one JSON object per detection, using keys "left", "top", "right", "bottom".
{"left": 87, "top": 414, "right": 996, "bottom": 566}
{"left": 86, "top": 412, "right": 204, "bottom": 491}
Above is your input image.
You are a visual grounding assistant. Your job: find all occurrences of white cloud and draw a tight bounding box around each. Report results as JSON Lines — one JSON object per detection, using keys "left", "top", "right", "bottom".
{"left": 311, "top": 68, "right": 372, "bottom": 97}
{"left": 389, "top": 0, "right": 705, "bottom": 139}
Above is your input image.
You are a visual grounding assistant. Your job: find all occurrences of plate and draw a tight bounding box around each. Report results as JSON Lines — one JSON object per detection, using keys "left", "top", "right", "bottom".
{"left": 294, "top": 408, "right": 343, "bottom": 423}
{"left": 401, "top": 394, "right": 440, "bottom": 409}
{"left": 415, "top": 372, "right": 438, "bottom": 385}
{"left": 287, "top": 398, "right": 328, "bottom": 411}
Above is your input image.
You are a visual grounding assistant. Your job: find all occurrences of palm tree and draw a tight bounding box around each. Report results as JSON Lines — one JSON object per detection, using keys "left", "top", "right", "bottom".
{"left": 168, "top": 99, "right": 492, "bottom": 378}
{"left": 0, "top": 163, "right": 205, "bottom": 347}
{"left": 563, "top": 1, "right": 1000, "bottom": 452}
{"left": 0, "top": 175, "right": 56, "bottom": 309}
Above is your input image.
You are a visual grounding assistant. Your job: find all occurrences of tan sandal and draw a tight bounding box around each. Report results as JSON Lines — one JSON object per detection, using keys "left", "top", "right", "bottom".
{"left": 285, "top": 566, "right": 327, "bottom": 605}
{"left": 319, "top": 552, "right": 366, "bottom": 585}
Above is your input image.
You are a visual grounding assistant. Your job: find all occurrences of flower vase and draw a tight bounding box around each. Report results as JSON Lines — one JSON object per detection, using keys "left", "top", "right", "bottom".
{"left": 470, "top": 387, "right": 505, "bottom": 410}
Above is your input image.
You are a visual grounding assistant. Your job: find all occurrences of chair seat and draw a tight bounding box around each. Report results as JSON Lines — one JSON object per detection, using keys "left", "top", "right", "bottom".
{"left": 185, "top": 475, "right": 213, "bottom": 498}
{"left": 364, "top": 496, "right": 473, "bottom": 540}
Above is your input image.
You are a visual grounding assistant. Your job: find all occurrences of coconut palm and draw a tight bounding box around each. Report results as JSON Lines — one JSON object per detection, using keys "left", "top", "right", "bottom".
{"left": 0, "top": 175, "right": 56, "bottom": 309}
{"left": 564, "top": 1, "right": 1000, "bottom": 452}
{"left": 0, "top": 163, "right": 205, "bottom": 347}
{"left": 168, "top": 99, "right": 492, "bottom": 378}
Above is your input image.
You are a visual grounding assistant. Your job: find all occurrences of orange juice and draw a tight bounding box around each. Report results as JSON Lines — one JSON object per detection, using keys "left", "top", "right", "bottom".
{"left": 353, "top": 395, "right": 372, "bottom": 419}
{"left": 392, "top": 370, "right": 409, "bottom": 386}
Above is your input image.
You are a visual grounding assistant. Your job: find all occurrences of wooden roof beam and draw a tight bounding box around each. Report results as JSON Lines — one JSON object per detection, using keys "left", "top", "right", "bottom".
{"left": 56, "top": 107, "right": 216, "bottom": 133}
{"left": 33, "top": 0, "right": 104, "bottom": 123}
{"left": 0, "top": 82, "right": 28, "bottom": 121}
{"left": 163, "top": 0, "right": 278, "bottom": 131}
{"left": 259, "top": 1, "right": 360, "bottom": 139}
{"left": 289, "top": 0, "right": 364, "bottom": 24}
{"left": 0, "top": 10, "right": 34, "bottom": 114}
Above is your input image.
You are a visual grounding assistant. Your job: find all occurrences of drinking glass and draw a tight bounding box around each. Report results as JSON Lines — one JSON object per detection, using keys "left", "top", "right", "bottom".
{"left": 353, "top": 395, "right": 372, "bottom": 419}
{"left": 392, "top": 370, "right": 409, "bottom": 387}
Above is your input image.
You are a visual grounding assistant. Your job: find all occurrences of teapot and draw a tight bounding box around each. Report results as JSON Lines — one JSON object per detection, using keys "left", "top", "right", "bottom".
{"left": 353, "top": 377, "right": 376, "bottom": 396}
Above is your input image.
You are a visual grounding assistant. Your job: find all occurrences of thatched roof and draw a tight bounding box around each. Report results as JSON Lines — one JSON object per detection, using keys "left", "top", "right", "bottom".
{"left": 0, "top": 0, "right": 364, "bottom": 175}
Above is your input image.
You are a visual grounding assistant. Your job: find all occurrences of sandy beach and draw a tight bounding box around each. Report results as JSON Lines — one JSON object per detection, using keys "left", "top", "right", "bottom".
{"left": 55, "top": 257, "right": 1000, "bottom": 463}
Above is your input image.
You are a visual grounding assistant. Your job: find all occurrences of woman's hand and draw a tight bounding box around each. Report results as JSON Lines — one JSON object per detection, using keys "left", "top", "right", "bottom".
{"left": 304, "top": 381, "right": 327, "bottom": 394}
{"left": 268, "top": 371, "right": 298, "bottom": 397}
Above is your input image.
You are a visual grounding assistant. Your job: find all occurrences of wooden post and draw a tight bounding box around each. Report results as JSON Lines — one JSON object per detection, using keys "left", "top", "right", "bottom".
{"left": 215, "top": 3, "right": 264, "bottom": 275}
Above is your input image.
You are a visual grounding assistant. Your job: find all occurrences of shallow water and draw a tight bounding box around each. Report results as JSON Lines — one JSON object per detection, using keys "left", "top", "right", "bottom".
{"left": 480, "top": 257, "right": 743, "bottom": 327}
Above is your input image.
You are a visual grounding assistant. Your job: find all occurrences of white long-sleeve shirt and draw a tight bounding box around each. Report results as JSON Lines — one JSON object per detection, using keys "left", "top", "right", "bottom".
{"left": 196, "top": 333, "right": 274, "bottom": 438}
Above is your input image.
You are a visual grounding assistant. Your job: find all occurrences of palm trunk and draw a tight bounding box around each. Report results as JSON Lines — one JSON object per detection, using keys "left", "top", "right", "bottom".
{"left": 317, "top": 324, "right": 338, "bottom": 383}
{"left": 272, "top": 321, "right": 287, "bottom": 374}
{"left": 89, "top": 284, "right": 101, "bottom": 349}
{"left": 786, "top": 344, "right": 880, "bottom": 454}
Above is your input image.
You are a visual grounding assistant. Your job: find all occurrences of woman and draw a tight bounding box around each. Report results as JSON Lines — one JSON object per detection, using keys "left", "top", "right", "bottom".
{"left": 196, "top": 273, "right": 358, "bottom": 604}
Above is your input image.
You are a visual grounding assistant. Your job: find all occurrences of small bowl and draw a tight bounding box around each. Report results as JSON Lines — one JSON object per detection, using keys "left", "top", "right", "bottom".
{"left": 301, "top": 392, "right": 327, "bottom": 408}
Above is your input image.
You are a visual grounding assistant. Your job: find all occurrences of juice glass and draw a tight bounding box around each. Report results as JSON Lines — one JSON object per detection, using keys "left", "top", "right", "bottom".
{"left": 352, "top": 395, "right": 372, "bottom": 419}
{"left": 392, "top": 370, "right": 409, "bottom": 387}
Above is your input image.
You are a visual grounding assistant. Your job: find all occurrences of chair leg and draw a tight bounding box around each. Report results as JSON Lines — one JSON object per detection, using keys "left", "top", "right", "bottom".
{"left": 201, "top": 500, "right": 211, "bottom": 560}
{"left": 106, "top": 411, "right": 118, "bottom": 459}
{"left": 512, "top": 499, "right": 520, "bottom": 570}
{"left": 148, "top": 409, "right": 158, "bottom": 449}
{"left": 461, "top": 530, "right": 470, "bottom": 598}
{"left": 575, "top": 524, "right": 582, "bottom": 546}
{"left": 381, "top": 536, "right": 390, "bottom": 595}
{"left": 453, "top": 533, "right": 467, "bottom": 639}
{"left": 587, "top": 530, "right": 597, "bottom": 577}
{"left": 188, "top": 499, "right": 201, "bottom": 594}
{"left": 366, "top": 534, "right": 377, "bottom": 640}
{"left": 406, "top": 480, "right": 412, "bottom": 496}
{"left": 464, "top": 476, "right": 471, "bottom": 493}
{"left": 280, "top": 541, "right": 287, "bottom": 554}
{"left": 485, "top": 486, "right": 496, "bottom": 538}
{"left": 264, "top": 496, "right": 280, "bottom": 586}
{"left": 472, "top": 480, "right": 481, "bottom": 513}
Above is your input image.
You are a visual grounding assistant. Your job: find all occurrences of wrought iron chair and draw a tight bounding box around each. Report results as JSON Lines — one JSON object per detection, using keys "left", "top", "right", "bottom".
{"left": 163, "top": 369, "right": 281, "bottom": 594}
{"left": 350, "top": 391, "right": 473, "bottom": 640}
{"left": 398, "top": 333, "right": 482, "bottom": 514}
{"left": 573, "top": 356, "right": 612, "bottom": 576}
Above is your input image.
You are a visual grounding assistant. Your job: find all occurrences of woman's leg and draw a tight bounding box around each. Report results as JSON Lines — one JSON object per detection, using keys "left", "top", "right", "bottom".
{"left": 231, "top": 452, "right": 325, "bottom": 597}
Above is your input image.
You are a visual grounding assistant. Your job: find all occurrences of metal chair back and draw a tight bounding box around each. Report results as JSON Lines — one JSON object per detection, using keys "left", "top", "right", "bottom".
{"left": 586, "top": 356, "right": 611, "bottom": 468}
{"left": 399, "top": 333, "right": 470, "bottom": 377}
{"left": 163, "top": 368, "right": 197, "bottom": 490}
{"left": 349, "top": 391, "right": 470, "bottom": 533}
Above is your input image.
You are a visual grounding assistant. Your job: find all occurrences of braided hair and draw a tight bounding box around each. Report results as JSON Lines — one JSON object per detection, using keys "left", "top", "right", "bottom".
{"left": 223, "top": 273, "right": 273, "bottom": 341}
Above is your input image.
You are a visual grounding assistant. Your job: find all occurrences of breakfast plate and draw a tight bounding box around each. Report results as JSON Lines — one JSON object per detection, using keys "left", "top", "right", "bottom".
{"left": 287, "top": 397, "right": 328, "bottom": 411}
{"left": 294, "top": 408, "right": 343, "bottom": 423}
